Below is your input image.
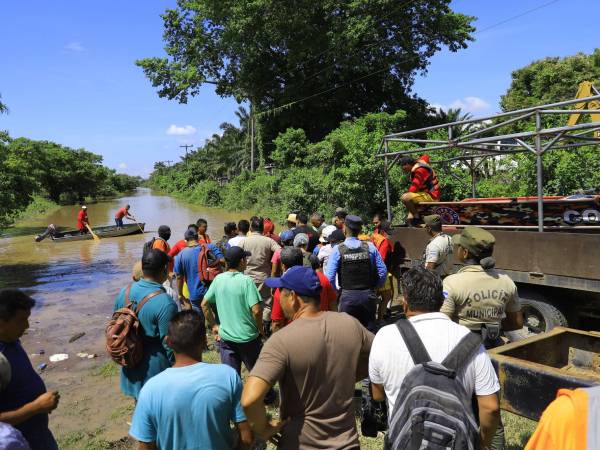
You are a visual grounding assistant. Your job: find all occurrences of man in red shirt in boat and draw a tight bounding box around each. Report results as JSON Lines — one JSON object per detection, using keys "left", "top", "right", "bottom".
{"left": 115, "top": 204, "right": 134, "bottom": 229}
{"left": 400, "top": 154, "right": 441, "bottom": 227}
{"left": 77, "top": 205, "right": 90, "bottom": 234}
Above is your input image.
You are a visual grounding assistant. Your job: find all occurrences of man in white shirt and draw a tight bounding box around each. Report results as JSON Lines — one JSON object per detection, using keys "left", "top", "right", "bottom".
{"left": 423, "top": 214, "right": 453, "bottom": 277}
{"left": 369, "top": 266, "right": 500, "bottom": 449}
{"left": 228, "top": 219, "right": 249, "bottom": 247}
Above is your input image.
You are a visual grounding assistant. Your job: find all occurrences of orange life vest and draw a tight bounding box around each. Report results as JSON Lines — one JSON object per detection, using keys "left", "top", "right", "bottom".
{"left": 411, "top": 160, "right": 440, "bottom": 200}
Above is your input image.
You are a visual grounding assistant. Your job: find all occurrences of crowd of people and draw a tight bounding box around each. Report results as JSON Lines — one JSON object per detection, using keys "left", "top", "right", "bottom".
{"left": 0, "top": 205, "right": 592, "bottom": 450}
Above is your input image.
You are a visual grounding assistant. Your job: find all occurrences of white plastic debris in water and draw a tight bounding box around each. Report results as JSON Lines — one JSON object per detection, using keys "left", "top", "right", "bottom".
{"left": 76, "top": 352, "right": 88, "bottom": 358}
{"left": 49, "top": 353, "right": 69, "bottom": 362}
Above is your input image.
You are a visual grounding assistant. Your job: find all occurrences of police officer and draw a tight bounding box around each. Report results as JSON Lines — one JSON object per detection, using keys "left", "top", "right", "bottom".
{"left": 441, "top": 226, "right": 523, "bottom": 450}
{"left": 441, "top": 226, "right": 523, "bottom": 348}
{"left": 325, "top": 215, "right": 387, "bottom": 331}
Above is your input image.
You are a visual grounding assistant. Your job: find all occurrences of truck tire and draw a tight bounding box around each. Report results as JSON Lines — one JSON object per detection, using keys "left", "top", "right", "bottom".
{"left": 514, "top": 298, "right": 568, "bottom": 338}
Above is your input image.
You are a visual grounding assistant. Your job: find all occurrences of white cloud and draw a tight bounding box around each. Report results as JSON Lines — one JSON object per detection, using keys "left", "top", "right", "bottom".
{"left": 65, "top": 41, "right": 84, "bottom": 52}
{"left": 166, "top": 124, "right": 197, "bottom": 136}
{"left": 118, "top": 162, "right": 127, "bottom": 169}
{"left": 448, "top": 96, "right": 490, "bottom": 113}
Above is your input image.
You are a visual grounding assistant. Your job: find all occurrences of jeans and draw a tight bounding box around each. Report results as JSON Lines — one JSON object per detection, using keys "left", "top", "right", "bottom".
{"left": 339, "top": 289, "right": 377, "bottom": 332}
{"left": 115, "top": 218, "right": 124, "bottom": 227}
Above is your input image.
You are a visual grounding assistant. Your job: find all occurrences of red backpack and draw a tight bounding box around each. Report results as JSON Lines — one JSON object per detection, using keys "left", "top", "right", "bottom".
{"left": 105, "top": 284, "right": 164, "bottom": 367}
{"left": 197, "top": 244, "right": 222, "bottom": 284}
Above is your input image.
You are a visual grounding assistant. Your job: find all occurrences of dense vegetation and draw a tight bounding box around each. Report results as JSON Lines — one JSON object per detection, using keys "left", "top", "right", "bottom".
{"left": 0, "top": 132, "right": 141, "bottom": 227}
{"left": 147, "top": 49, "right": 600, "bottom": 222}
{"left": 137, "top": 0, "right": 474, "bottom": 144}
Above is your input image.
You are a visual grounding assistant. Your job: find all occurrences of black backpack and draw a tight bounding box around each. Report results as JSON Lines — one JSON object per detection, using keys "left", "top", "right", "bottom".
{"left": 142, "top": 238, "right": 156, "bottom": 258}
{"left": 386, "top": 319, "right": 482, "bottom": 450}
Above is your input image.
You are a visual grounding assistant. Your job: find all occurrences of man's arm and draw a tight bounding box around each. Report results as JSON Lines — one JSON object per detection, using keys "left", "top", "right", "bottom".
{"left": 476, "top": 393, "right": 501, "bottom": 450}
{"left": 371, "top": 383, "right": 386, "bottom": 403}
{"left": 0, "top": 391, "right": 60, "bottom": 425}
{"left": 502, "top": 310, "right": 524, "bottom": 331}
{"left": 138, "top": 442, "right": 157, "bottom": 450}
{"left": 234, "top": 421, "right": 253, "bottom": 450}
{"left": 251, "top": 303, "right": 264, "bottom": 337}
{"left": 241, "top": 376, "right": 286, "bottom": 441}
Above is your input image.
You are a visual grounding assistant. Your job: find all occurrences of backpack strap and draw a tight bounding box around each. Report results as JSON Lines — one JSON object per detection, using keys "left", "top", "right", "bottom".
{"left": 395, "top": 319, "right": 431, "bottom": 365}
{"left": 123, "top": 283, "right": 133, "bottom": 307}
{"left": 441, "top": 332, "right": 483, "bottom": 373}
{"left": 134, "top": 289, "right": 165, "bottom": 315}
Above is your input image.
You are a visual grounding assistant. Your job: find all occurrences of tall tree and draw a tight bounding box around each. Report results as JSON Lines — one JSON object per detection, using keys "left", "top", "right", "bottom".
{"left": 137, "top": 0, "right": 474, "bottom": 143}
{"left": 0, "top": 93, "right": 8, "bottom": 115}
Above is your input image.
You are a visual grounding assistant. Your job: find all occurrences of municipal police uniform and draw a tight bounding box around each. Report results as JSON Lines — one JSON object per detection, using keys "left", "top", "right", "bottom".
{"left": 441, "top": 227, "right": 521, "bottom": 349}
{"left": 324, "top": 215, "right": 387, "bottom": 332}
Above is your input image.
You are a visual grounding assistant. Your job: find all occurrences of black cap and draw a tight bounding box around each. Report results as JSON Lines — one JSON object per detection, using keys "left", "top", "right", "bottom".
{"left": 225, "top": 246, "right": 251, "bottom": 266}
{"left": 345, "top": 214, "right": 363, "bottom": 231}
{"left": 334, "top": 207, "right": 348, "bottom": 218}
{"left": 329, "top": 229, "right": 346, "bottom": 243}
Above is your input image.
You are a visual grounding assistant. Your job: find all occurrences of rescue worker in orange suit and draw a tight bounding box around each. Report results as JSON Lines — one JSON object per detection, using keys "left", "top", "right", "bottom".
{"left": 77, "top": 205, "right": 90, "bottom": 234}
{"left": 400, "top": 154, "right": 440, "bottom": 227}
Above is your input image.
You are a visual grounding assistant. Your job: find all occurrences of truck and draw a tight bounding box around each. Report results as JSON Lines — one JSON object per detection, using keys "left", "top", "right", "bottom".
{"left": 377, "top": 89, "right": 600, "bottom": 335}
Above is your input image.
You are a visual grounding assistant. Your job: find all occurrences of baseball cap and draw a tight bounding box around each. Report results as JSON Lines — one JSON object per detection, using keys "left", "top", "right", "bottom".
{"left": 280, "top": 229, "right": 295, "bottom": 245}
{"left": 345, "top": 214, "right": 363, "bottom": 231}
{"left": 264, "top": 266, "right": 321, "bottom": 297}
{"left": 319, "top": 224, "right": 337, "bottom": 243}
{"left": 225, "top": 246, "right": 251, "bottom": 266}
{"left": 329, "top": 229, "right": 346, "bottom": 243}
{"left": 81, "top": 205, "right": 87, "bottom": 210}
{"left": 293, "top": 233, "right": 309, "bottom": 248}
{"left": 184, "top": 228, "right": 198, "bottom": 240}
{"left": 452, "top": 226, "right": 495, "bottom": 257}
{"left": 286, "top": 213, "right": 297, "bottom": 223}
{"left": 424, "top": 214, "right": 442, "bottom": 227}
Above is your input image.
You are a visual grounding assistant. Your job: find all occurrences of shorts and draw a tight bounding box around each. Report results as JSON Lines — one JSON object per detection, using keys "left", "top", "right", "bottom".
{"left": 376, "top": 273, "right": 393, "bottom": 296}
{"left": 404, "top": 191, "right": 435, "bottom": 203}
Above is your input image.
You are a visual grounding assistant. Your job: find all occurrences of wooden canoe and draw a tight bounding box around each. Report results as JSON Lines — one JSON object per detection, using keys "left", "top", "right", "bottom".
{"left": 50, "top": 223, "right": 145, "bottom": 242}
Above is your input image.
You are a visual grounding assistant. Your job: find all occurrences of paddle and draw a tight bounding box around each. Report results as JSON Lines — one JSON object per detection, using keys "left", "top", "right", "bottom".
{"left": 131, "top": 216, "right": 145, "bottom": 234}
{"left": 85, "top": 224, "right": 101, "bottom": 241}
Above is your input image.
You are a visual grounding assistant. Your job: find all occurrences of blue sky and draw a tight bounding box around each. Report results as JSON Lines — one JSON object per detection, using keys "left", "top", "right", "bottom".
{"left": 0, "top": 0, "right": 598, "bottom": 177}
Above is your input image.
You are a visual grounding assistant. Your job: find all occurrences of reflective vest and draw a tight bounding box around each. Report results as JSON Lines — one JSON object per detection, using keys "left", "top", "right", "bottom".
{"left": 338, "top": 242, "right": 377, "bottom": 290}
{"left": 411, "top": 161, "right": 440, "bottom": 200}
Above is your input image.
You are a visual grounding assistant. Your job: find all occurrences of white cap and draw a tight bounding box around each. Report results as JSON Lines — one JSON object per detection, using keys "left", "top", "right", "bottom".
{"left": 320, "top": 225, "right": 337, "bottom": 243}
{"left": 81, "top": 205, "right": 87, "bottom": 209}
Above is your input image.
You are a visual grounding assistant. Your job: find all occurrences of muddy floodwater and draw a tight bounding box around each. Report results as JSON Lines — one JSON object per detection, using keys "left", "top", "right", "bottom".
{"left": 0, "top": 188, "right": 252, "bottom": 444}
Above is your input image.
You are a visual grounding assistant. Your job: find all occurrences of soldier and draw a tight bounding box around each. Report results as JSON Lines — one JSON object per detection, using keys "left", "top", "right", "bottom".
{"left": 422, "top": 214, "right": 453, "bottom": 278}
{"left": 441, "top": 226, "right": 523, "bottom": 348}
{"left": 441, "top": 226, "right": 523, "bottom": 450}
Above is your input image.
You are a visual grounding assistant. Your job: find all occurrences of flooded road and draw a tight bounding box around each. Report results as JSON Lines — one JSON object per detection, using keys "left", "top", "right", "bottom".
{"left": 0, "top": 188, "right": 253, "bottom": 442}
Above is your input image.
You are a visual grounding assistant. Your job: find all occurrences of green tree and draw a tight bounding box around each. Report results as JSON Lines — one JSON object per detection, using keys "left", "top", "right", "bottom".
{"left": 0, "top": 93, "right": 7, "bottom": 115}
{"left": 137, "top": 0, "right": 474, "bottom": 143}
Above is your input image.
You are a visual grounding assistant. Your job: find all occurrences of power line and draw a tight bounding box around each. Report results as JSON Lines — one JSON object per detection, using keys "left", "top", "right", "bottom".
{"left": 256, "top": 0, "right": 562, "bottom": 118}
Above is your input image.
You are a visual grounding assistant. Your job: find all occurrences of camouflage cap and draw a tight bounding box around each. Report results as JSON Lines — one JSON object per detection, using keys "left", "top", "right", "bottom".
{"left": 423, "top": 214, "right": 442, "bottom": 227}
{"left": 452, "top": 226, "right": 495, "bottom": 257}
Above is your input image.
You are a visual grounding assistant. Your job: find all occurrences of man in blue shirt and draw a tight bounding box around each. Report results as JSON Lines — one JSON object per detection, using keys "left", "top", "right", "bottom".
{"left": 174, "top": 228, "right": 224, "bottom": 311}
{"left": 0, "top": 289, "right": 59, "bottom": 450}
{"left": 130, "top": 310, "right": 251, "bottom": 450}
{"left": 113, "top": 249, "right": 178, "bottom": 399}
{"left": 325, "top": 215, "right": 387, "bottom": 332}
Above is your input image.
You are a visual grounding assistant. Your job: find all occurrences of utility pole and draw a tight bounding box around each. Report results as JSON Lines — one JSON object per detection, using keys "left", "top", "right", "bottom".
{"left": 250, "top": 103, "right": 255, "bottom": 172}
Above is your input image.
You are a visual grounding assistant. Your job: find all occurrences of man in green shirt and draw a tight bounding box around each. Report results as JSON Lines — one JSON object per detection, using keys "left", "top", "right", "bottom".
{"left": 202, "top": 246, "right": 264, "bottom": 374}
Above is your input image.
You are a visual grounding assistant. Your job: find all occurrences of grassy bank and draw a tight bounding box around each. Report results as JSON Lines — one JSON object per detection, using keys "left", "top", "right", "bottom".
{"left": 0, "top": 195, "right": 60, "bottom": 235}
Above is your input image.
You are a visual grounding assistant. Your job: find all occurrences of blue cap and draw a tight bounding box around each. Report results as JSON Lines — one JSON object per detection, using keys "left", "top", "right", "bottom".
{"left": 264, "top": 266, "right": 322, "bottom": 297}
{"left": 280, "top": 229, "right": 295, "bottom": 244}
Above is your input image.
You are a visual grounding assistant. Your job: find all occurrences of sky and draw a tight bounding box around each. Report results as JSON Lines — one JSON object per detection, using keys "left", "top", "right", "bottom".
{"left": 0, "top": 0, "right": 598, "bottom": 177}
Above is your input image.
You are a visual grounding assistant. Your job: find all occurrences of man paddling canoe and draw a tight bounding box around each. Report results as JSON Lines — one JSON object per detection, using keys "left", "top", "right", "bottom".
{"left": 115, "top": 204, "right": 134, "bottom": 229}
{"left": 77, "top": 205, "right": 90, "bottom": 234}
